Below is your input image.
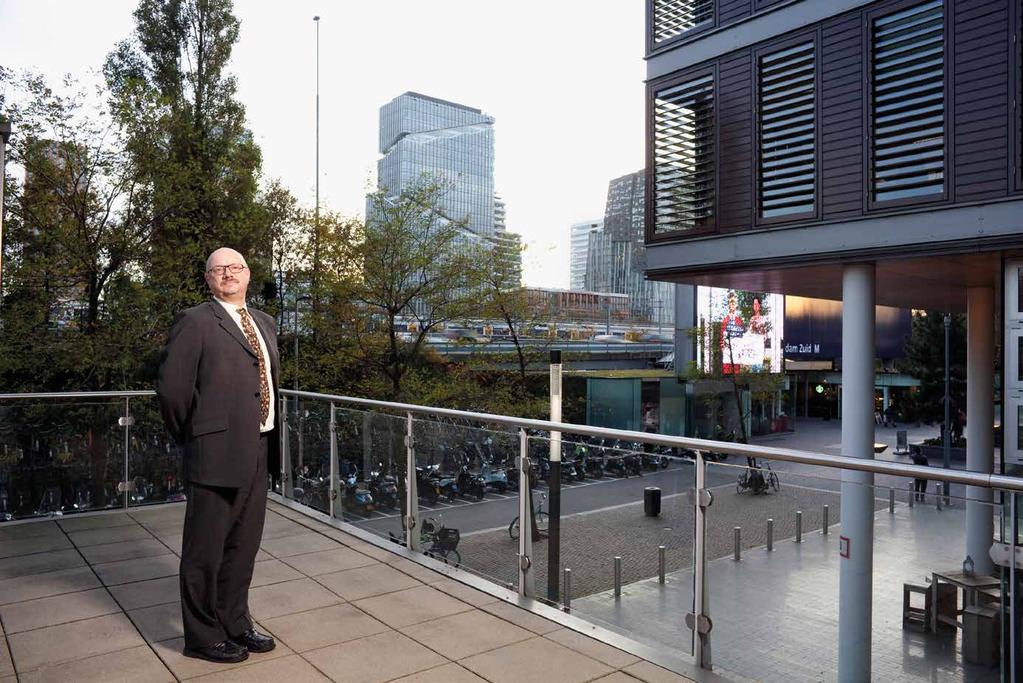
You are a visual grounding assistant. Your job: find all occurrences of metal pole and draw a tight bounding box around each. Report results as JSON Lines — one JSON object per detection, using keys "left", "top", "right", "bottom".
{"left": 909, "top": 483, "right": 914, "bottom": 508}
{"left": 548, "top": 350, "right": 562, "bottom": 603}
{"left": 313, "top": 16, "right": 321, "bottom": 275}
{"left": 889, "top": 488, "right": 895, "bottom": 514}
{"left": 965, "top": 287, "right": 994, "bottom": 575}
{"left": 734, "top": 527, "right": 741, "bottom": 560}
{"left": 517, "top": 428, "right": 534, "bottom": 597}
{"left": 767, "top": 518, "right": 774, "bottom": 552}
{"left": 0, "top": 118, "right": 9, "bottom": 305}
{"left": 294, "top": 293, "right": 300, "bottom": 391}
{"left": 943, "top": 313, "right": 951, "bottom": 501}
{"left": 838, "top": 263, "right": 875, "bottom": 682}
{"left": 796, "top": 511, "right": 803, "bottom": 543}
{"left": 614, "top": 556, "right": 622, "bottom": 598}
{"left": 563, "top": 568, "right": 572, "bottom": 610}
{"left": 693, "top": 450, "right": 712, "bottom": 668}
{"left": 280, "top": 395, "right": 292, "bottom": 497}
{"left": 1011, "top": 493, "right": 1018, "bottom": 680}
{"left": 329, "top": 402, "right": 338, "bottom": 519}
{"left": 405, "top": 412, "right": 421, "bottom": 552}
{"left": 823, "top": 504, "right": 830, "bottom": 534}
{"left": 122, "top": 397, "right": 131, "bottom": 510}
{"left": 658, "top": 545, "right": 666, "bottom": 583}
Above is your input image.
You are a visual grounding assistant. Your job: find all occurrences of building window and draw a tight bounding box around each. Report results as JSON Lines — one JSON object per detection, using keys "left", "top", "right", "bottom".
{"left": 652, "top": 73, "right": 715, "bottom": 235}
{"left": 757, "top": 40, "right": 816, "bottom": 220}
{"left": 870, "top": 0, "right": 946, "bottom": 205}
{"left": 651, "top": 0, "right": 714, "bottom": 45}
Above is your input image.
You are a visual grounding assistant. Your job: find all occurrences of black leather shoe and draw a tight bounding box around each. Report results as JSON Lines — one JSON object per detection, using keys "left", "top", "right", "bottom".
{"left": 230, "top": 628, "right": 276, "bottom": 653}
{"left": 183, "top": 639, "right": 249, "bottom": 663}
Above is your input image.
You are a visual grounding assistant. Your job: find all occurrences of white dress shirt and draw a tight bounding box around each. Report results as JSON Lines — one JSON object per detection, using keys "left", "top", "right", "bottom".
{"left": 214, "top": 298, "right": 276, "bottom": 433}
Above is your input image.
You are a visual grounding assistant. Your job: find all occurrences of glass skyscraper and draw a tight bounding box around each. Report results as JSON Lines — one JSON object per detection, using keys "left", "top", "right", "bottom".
{"left": 375, "top": 92, "right": 496, "bottom": 238}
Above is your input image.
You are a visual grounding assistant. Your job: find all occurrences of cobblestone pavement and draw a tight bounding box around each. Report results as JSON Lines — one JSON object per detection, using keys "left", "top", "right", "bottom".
{"left": 574, "top": 502, "right": 1001, "bottom": 683}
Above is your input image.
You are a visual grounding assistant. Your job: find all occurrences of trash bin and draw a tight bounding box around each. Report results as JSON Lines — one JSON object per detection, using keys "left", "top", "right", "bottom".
{"left": 644, "top": 487, "right": 661, "bottom": 516}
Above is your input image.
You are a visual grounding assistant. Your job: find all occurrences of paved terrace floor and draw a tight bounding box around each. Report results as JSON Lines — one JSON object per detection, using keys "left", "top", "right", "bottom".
{"left": 0, "top": 500, "right": 699, "bottom": 683}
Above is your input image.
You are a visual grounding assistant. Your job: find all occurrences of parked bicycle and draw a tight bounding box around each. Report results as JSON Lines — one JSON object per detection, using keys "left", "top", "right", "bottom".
{"left": 736, "top": 457, "right": 779, "bottom": 495}
{"left": 508, "top": 492, "right": 550, "bottom": 540}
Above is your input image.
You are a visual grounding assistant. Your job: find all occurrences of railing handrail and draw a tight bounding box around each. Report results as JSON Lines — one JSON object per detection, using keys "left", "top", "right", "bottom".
{"left": 280, "top": 388, "right": 1023, "bottom": 493}
{"left": 0, "top": 390, "right": 157, "bottom": 399}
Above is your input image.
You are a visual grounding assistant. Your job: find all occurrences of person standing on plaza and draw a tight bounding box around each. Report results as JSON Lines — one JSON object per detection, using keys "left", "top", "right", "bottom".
{"left": 157, "top": 247, "right": 279, "bottom": 663}
{"left": 910, "top": 445, "right": 930, "bottom": 501}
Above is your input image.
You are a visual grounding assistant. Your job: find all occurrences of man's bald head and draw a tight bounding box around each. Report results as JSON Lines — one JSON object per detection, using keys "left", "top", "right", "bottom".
{"left": 204, "top": 247, "right": 250, "bottom": 305}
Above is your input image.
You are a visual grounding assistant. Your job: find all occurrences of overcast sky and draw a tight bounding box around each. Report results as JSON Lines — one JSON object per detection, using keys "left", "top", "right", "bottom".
{"left": 1, "top": 1, "right": 645, "bottom": 288}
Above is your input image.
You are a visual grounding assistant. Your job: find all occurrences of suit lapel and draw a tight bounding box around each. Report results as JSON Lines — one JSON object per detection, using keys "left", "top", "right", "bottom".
{"left": 208, "top": 301, "right": 258, "bottom": 359}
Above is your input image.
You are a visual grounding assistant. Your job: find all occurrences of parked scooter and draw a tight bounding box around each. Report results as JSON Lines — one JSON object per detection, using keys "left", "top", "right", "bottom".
{"left": 368, "top": 466, "right": 399, "bottom": 510}
{"left": 340, "top": 467, "right": 375, "bottom": 514}
{"left": 457, "top": 466, "right": 486, "bottom": 500}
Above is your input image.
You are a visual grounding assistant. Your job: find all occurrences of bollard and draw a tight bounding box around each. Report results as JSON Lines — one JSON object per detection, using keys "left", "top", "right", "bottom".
{"left": 908, "top": 484, "right": 914, "bottom": 508}
{"left": 658, "top": 545, "right": 666, "bottom": 584}
{"left": 795, "top": 510, "right": 803, "bottom": 543}
{"left": 733, "top": 526, "right": 741, "bottom": 561}
{"left": 614, "top": 556, "right": 622, "bottom": 599}
{"left": 889, "top": 487, "right": 895, "bottom": 514}
{"left": 563, "top": 568, "right": 572, "bottom": 610}
{"left": 936, "top": 491, "right": 942, "bottom": 511}
{"left": 823, "top": 504, "right": 830, "bottom": 535}
{"left": 767, "top": 518, "right": 774, "bottom": 552}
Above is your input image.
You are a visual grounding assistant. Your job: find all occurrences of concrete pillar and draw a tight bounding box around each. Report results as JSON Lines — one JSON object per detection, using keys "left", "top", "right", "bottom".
{"left": 966, "top": 286, "right": 994, "bottom": 576}
{"left": 838, "top": 263, "right": 875, "bottom": 682}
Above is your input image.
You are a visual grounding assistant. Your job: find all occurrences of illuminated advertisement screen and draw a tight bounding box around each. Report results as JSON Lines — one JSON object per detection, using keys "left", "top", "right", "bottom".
{"left": 696, "top": 287, "right": 784, "bottom": 374}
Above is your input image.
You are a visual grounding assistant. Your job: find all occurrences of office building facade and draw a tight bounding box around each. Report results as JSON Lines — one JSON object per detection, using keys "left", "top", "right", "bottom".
{"left": 570, "top": 219, "right": 603, "bottom": 291}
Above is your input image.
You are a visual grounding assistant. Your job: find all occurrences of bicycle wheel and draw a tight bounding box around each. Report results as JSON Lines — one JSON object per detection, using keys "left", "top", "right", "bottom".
{"left": 446, "top": 549, "right": 461, "bottom": 567}
{"left": 535, "top": 511, "right": 550, "bottom": 534}
{"left": 769, "top": 471, "right": 780, "bottom": 492}
{"left": 509, "top": 516, "right": 520, "bottom": 540}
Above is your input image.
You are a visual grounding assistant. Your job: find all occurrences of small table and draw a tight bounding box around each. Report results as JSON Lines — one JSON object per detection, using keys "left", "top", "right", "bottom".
{"left": 930, "top": 570, "right": 1001, "bottom": 633}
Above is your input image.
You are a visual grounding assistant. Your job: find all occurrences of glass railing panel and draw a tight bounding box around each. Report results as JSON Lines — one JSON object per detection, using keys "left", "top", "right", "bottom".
{"left": 284, "top": 396, "right": 332, "bottom": 514}
{"left": 332, "top": 407, "right": 406, "bottom": 532}
{"left": 0, "top": 397, "right": 127, "bottom": 519}
{"left": 539, "top": 433, "right": 696, "bottom": 657}
{"left": 126, "top": 395, "right": 185, "bottom": 507}
{"left": 704, "top": 456, "right": 1005, "bottom": 682}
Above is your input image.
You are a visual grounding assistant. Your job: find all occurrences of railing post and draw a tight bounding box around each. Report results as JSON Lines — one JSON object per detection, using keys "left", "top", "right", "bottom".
{"left": 405, "top": 412, "right": 421, "bottom": 553}
{"left": 122, "top": 397, "right": 131, "bottom": 510}
{"left": 329, "top": 402, "right": 338, "bottom": 519}
{"left": 689, "top": 450, "right": 713, "bottom": 670}
{"left": 517, "top": 428, "right": 534, "bottom": 598}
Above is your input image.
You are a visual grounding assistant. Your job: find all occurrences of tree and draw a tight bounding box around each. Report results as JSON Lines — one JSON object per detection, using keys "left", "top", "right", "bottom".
{"left": 899, "top": 311, "right": 966, "bottom": 424}
{"left": 0, "top": 71, "right": 163, "bottom": 391}
{"left": 253, "top": 178, "right": 304, "bottom": 331}
{"left": 344, "top": 181, "right": 489, "bottom": 399}
{"left": 104, "top": 0, "right": 265, "bottom": 318}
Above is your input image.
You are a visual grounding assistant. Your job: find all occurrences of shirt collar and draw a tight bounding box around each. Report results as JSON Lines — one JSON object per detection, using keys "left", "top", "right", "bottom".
{"left": 213, "top": 297, "right": 246, "bottom": 315}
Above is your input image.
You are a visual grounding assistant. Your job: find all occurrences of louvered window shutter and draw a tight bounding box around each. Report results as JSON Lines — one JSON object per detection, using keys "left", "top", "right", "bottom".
{"left": 652, "top": 0, "right": 714, "bottom": 45}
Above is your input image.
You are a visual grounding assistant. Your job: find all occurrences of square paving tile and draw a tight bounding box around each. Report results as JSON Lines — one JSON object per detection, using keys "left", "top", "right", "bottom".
{"left": 0, "top": 534, "right": 73, "bottom": 559}
{"left": 0, "top": 637, "right": 12, "bottom": 677}
{"left": 7, "top": 612, "right": 145, "bottom": 672}
{"left": 303, "top": 631, "right": 447, "bottom": 683}
{"left": 0, "top": 549, "right": 84, "bottom": 580}
{"left": 68, "top": 524, "right": 152, "bottom": 548}
{"left": 107, "top": 575, "right": 180, "bottom": 610}
{"left": 314, "top": 563, "right": 420, "bottom": 601}
{"left": 400, "top": 608, "right": 533, "bottom": 660}
{"left": 79, "top": 538, "right": 170, "bottom": 565}
{"left": 250, "top": 558, "right": 304, "bottom": 588}
{"left": 593, "top": 673, "right": 651, "bottom": 683}
{"left": 545, "top": 628, "right": 641, "bottom": 669}
{"left": 187, "top": 654, "right": 329, "bottom": 682}
{"left": 151, "top": 632, "right": 292, "bottom": 680}
{"left": 92, "top": 553, "right": 179, "bottom": 586}
{"left": 385, "top": 556, "right": 448, "bottom": 583}
{"left": 259, "top": 521, "right": 309, "bottom": 541}
{"left": 0, "top": 587, "right": 120, "bottom": 634}
{"left": 260, "top": 532, "right": 341, "bottom": 558}
{"left": 58, "top": 513, "right": 139, "bottom": 532}
{"left": 280, "top": 547, "right": 377, "bottom": 576}
{"left": 353, "top": 585, "right": 471, "bottom": 629}
{"left": 261, "top": 603, "right": 389, "bottom": 652}
{"left": 459, "top": 636, "right": 613, "bottom": 683}
{"left": 128, "top": 601, "right": 182, "bottom": 643}
{"left": 129, "top": 506, "right": 186, "bottom": 530}
{"left": 248, "top": 577, "right": 342, "bottom": 620}
{"left": 15, "top": 644, "right": 174, "bottom": 683}
{"left": 0, "top": 521, "right": 62, "bottom": 543}
{"left": 479, "top": 600, "right": 563, "bottom": 635}
{"left": 0, "top": 566, "right": 101, "bottom": 606}
{"left": 623, "top": 660, "right": 693, "bottom": 682}
{"left": 390, "top": 662, "right": 488, "bottom": 682}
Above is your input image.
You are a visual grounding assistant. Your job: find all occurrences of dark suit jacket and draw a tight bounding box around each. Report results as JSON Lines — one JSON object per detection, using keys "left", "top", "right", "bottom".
{"left": 157, "top": 300, "right": 281, "bottom": 488}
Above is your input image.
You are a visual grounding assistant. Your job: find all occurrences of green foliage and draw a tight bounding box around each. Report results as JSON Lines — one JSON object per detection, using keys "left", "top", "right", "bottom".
{"left": 897, "top": 311, "right": 966, "bottom": 424}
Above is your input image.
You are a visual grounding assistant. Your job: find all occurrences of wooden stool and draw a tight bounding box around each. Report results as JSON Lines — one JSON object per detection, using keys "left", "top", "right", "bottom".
{"left": 903, "top": 583, "right": 930, "bottom": 632}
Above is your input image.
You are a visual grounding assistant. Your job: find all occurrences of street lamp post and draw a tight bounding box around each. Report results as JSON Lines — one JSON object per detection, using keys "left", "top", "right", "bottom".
{"left": 0, "top": 116, "right": 11, "bottom": 305}
{"left": 943, "top": 314, "right": 951, "bottom": 501}
{"left": 313, "top": 15, "right": 321, "bottom": 274}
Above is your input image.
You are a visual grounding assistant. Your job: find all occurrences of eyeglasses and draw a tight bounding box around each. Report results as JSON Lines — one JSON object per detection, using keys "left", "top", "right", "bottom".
{"left": 207, "top": 264, "right": 248, "bottom": 276}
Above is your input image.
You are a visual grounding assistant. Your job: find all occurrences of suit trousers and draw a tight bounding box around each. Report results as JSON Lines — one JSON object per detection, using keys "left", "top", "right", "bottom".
{"left": 180, "top": 434, "right": 268, "bottom": 648}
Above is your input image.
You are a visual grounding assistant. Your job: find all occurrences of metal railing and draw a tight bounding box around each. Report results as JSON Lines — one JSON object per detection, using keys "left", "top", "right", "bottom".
{"left": 3, "top": 388, "right": 1020, "bottom": 678}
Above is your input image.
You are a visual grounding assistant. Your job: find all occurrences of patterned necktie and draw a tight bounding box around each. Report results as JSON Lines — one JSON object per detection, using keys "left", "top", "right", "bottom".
{"left": 237, "top": 308, "right": 270, "bottom": 424}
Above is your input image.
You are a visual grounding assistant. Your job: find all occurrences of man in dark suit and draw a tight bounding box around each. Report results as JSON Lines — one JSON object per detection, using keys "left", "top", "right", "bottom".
{"left": 157, "top": 247, "right": 280, "bottom": 663}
